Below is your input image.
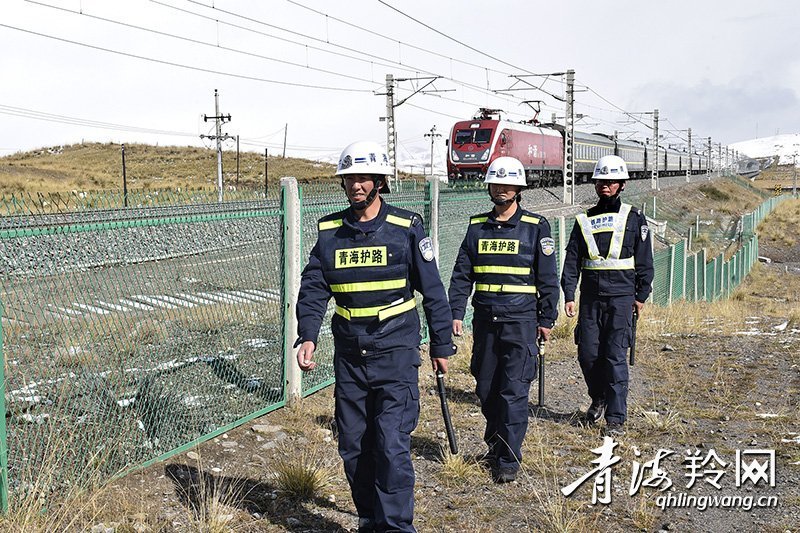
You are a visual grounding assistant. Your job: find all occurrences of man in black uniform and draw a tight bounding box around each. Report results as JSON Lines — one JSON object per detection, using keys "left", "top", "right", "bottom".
{"left": 561, "top": 155, "right": 654, "bottom": 437}
{"left": 448, "top": 156, "right": 559, "bottom": 483}
{"left": 295, "top": 141, "right": 456, "bottom": 533}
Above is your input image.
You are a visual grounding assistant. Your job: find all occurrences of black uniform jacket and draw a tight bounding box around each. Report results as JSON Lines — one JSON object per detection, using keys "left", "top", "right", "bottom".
{"left": 296, "top": 199, "right": 456, "bottom": 358}
{"left": 448, "top": 206, "right": 559, "bottom": 328}
{"left": 561, "top": 196, "right": 654, "bottom": 303}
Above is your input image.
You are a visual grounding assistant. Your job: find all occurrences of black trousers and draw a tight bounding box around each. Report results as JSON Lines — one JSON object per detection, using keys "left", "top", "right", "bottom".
{"left": 471, "top": 319, "right": 538, "bottom": 471}
{"left": 576, "top": 294, "right": 634, "bottom": 424}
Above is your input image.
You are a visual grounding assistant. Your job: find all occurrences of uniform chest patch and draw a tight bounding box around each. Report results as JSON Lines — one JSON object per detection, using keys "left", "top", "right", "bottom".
{"left": 540, "top": 237, "right": 555, "bottom": 256}
{"left": 641, "top": 225, "right": 649, "bottom": 241}
{"left": 335, "top": 246, "right": 387, "bottom": 268}
{"left": 478, "top": 239, "right": 520, "bottom": 254}
{"left": 418, "top": 237, "right": 435, "bottom": 262}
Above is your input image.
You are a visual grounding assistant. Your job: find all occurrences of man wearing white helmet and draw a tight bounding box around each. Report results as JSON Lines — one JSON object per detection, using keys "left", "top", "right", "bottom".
{"left": 295, "top": 141, "right": 456, "bottom": 532}
{"left": 448, "top": 156, "right": 559, "bottom": 483}
{"left": 561, "top": 155, "right": 654, "bottom": 437}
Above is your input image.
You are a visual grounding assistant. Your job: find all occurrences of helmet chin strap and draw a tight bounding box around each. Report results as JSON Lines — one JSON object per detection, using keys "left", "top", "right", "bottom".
{"left": 348, "top": 178, "right": 382, "bottom": 211}
{"left": 488, "top": 185, "right": 519, "bottom": 206}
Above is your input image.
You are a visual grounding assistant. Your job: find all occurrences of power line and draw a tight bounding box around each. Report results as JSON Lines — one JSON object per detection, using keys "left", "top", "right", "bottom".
{"left": 149, "top": 0, "right": 421, "bottom": 78}
{"left": 27, "top": 0, "right": 382, "bottom": 87}
{"left": 174, "top": 0, "right": 551, "bottom": 118}
{"left": 375, "top": 0, "right": 534, "bottom": 75}
{"left": 0, "top": 23, "right": 373, "bottom": 93}
{"left": 0, "top": 104, "right": 198, "bottom": 137}
{"left": 287, "top": 0, "right": 514, "bottom": 76}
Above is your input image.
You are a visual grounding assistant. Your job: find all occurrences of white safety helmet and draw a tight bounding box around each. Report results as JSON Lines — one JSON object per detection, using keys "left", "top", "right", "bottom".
{"left": 336, "top": 140, "right": 392, "bottom": 194}
{"left": 592, "top": 155, "right": 630, "bottom": 180}
{"left": 484, "top": 157, "right": 527, "bottom": 187}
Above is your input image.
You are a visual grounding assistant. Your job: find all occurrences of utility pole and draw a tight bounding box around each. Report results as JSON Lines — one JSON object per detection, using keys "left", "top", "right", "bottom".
{"left": 201, "top": 89, "right": 232, "bottom": 202}
{"left": 651, "top": 108, "right": 659, "bottom": 190}
{"left": 384, "top": 74, "right": 397, "bottom": 186}
{"left": 378, "top": 74, "right": 451, "bottom": 190}
{"left": 707, "top": 137, "right": 712, "bottom": 179}
{"left": 424, "top": 125, "right": 442, "bottom": 177}
{"left": 236, "top": 134, "right": 240, "bottom": 185}
{"left": 264, "top": 148, "right": 269, "bottom": 198}
{"left": 686, "top": 127, "right": 692, "bottom": 183}
{"left": 282, "top": 123, "right": 288, "bottom": 158}
{"left": 717, "top": 143, "right": 723, "bottom": 176}
{"left": 563, "top": 69, "right": 576, "bottom": 205}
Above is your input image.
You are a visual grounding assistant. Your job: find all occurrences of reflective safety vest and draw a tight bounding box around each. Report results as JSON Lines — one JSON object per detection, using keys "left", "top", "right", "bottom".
{"left": 575, "top": 203, "right": 635, "bottom": 270}
{"left": 469, "top": 213, "right": 540, "bottom": 294}
{"left": 317, "top": 208, "right": 416, "bottom": 322}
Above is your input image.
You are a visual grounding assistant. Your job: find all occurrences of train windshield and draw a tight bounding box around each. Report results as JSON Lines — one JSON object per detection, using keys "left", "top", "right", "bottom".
{"left": 454, "top": 128, "right": 493, "bottom": 145}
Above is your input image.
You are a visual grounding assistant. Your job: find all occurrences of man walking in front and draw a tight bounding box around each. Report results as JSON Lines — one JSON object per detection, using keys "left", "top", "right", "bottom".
{"left": 295, "top": 141, "right": 456, "bottom": 532}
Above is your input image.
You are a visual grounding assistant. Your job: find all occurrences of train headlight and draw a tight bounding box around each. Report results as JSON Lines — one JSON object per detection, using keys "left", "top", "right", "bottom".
{"left": 480, "top": 151, "right": 489, "bottom": 161}
{"left": 451, "top": 151, "right": 460, "bottom": 161}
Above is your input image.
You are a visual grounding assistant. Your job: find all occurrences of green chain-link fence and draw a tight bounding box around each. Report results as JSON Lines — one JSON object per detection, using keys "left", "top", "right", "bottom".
{"left": 0, "top": 179, "right": 791, "bottom": 512}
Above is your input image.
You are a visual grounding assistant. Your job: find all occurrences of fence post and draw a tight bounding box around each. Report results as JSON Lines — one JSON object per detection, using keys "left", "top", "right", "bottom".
{"left": 281, "top": 177, "right": 302, "bottom": 402}
{"left": 427, "top": 176, "right": 440, "bottom": 264}
{"left": 0, "top": 304, "right": 8, "bottom": 513}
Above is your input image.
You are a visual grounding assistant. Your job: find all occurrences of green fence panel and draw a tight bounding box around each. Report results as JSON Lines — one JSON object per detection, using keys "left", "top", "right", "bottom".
{"left": 652, "top": 248, "right": 671, "bottom": 306}
{"left": 685, "top": 253, "right": 696, "bottom": 302}
{"left": 671, "top": 240, "right": 686, "bottom": 302}
{"left": 0, "top": 190, "right": 285, "bottom": 508}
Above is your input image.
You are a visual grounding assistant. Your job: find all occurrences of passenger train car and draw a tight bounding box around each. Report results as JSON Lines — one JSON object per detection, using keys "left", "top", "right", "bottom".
{"left": 447, "top": 110, "right": 707, "bottom": 186}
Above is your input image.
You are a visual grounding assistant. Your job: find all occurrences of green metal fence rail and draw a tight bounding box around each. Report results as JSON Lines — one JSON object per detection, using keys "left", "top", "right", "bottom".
{"left": 0, "top": 179, "right": 792, "bottom": 511}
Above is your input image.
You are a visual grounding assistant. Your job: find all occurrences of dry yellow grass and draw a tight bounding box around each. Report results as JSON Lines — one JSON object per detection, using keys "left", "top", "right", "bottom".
{"left": 0, "top": 142, "right": 338, "bottom": 196}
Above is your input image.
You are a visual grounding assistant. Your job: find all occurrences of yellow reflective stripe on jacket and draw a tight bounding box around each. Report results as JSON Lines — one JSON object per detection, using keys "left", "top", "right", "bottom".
{"left": 330, "top": 278, "right": 407, "bottom": 293}
{"left": 334, "top": 297, "right": 416, "bottom": 321}
{"left": 520, "top": 215, "right": 540, "bottom": 224}
{"left": 319, "top": 219, "right": 343, "bottom": 231}
{"left": 472, "top": 265, "right": 531, "bottom": 275}
{"left": 386, "top": 214, "right": 412, "bottom": 228}
{"left": 470, "top": 216, "right": 488, "bottom": 224}
{"left": 475, "top": 283, "right": 538, "bottom": 294}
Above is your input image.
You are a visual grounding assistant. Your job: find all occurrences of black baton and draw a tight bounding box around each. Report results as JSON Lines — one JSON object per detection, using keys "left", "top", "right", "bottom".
{"left": 537, "top": 336, "right": 546, "bottom": 407}
{"left": 436, "top": 371, "right": 458, "bottom": 455}
{"left": 630, "top": 308, "right": 639, "bottom": 366}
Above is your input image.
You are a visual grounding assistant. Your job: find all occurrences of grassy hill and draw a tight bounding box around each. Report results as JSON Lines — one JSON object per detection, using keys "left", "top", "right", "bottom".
{"left": 0, "top": 142, "right": 339, "bottom": 196}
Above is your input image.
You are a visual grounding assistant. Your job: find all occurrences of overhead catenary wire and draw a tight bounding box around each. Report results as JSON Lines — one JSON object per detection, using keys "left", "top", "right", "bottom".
{"left": 25, "top": 0, "right": 383, "bottom": 87}
{"left": 171, "top": 0, "right": 561, "bottom": 119}
{"left": 0, "top": 23, "right": 373, "bottom": 93}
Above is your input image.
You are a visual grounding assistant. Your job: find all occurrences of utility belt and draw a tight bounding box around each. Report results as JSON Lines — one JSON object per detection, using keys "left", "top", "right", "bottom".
{"left": 334, "top": 297, "right": 416, "bottom": 321}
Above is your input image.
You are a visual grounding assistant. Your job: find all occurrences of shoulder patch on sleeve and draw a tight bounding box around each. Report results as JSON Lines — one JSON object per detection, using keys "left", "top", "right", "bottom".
{"left": 418, "top": 237, "right": 435, "bottom": 261}
{"left": 640, "top": 225, "right": 649, "bottom": 241}
{"left": 540, "top": 237, "right": 555, "bottom": 256}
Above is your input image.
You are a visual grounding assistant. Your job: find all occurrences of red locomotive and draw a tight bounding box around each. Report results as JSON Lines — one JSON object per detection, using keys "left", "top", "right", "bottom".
{"left": 447, "top": 109, "right": 563, "bottom": 186}
{"left": 447, "top": 108, "right": 707, "bottom": 185}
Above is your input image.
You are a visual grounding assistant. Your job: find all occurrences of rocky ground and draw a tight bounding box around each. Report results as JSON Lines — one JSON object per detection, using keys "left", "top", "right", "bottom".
{"left": 60, "top": 200, "right": 797, "bottom": 533}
